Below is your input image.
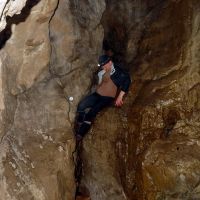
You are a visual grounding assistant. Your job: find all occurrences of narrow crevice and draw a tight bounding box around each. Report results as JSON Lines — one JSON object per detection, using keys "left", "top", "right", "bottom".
{"left": 47, "top": 2, "right": 90, "bottom": 199}
{"left": 48, "top": 0, "right": 60, "bottom": 77}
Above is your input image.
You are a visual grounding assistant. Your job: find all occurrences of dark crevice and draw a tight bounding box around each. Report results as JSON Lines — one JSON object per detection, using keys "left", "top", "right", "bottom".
{"left": 101, "top": 28, "right": 128, "bottom": 69}
{"left": 48, "top": 0, "right": 61, "bottom": 78}
{"left": 162, "top": 109, "right": 180, "bottom": 138}
{"left": 101, "top": 2, "right": 129, "bottom": 69}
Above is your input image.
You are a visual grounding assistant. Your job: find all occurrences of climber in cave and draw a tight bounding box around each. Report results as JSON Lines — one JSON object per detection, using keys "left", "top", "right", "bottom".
{"left": 74, "top": 54, "right": 131, "bottom": 141}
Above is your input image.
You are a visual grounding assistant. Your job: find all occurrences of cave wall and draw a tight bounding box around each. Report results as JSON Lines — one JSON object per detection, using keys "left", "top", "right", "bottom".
{"left": 137, "top": 1, "right": 200, "bottom": 199}
{"left": 82, "top": 0, "right": 200, "bottom": 200}
{"left": 0, "top": 0, "right": 200, "bottom": 200}
{"left": 0, "top": 0, "right": 105, "bottom": 199}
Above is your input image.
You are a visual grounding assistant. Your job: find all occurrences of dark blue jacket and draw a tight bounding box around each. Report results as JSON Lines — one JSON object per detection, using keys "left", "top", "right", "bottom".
{"left": 110, "top": 65, "right": 131, "bottom": 93}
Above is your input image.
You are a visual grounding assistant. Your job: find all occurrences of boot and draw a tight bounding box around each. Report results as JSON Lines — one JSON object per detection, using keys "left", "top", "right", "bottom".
{"left": 76, "top": 122, "right": 91, "bottom": 139}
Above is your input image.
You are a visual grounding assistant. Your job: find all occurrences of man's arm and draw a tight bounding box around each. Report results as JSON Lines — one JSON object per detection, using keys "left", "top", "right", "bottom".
{"left": 115, "top": 73, "right": 131, "bottom": 107}
{"left": 115, "top": 90, "right": 126, "bottom": 107}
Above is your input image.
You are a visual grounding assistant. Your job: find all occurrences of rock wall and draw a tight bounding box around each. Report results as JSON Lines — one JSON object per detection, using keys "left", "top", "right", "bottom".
{"left": 0, "top": 0, "right": 200, "bottom": 200}
{"left": 0, "top": 0, "right": 105, "bottom": 199}
{"left": 82, "top": 0, "right": 200, "bottom": 200}
{"left": 139, "top": 1, "right": 200, "bottom": 199}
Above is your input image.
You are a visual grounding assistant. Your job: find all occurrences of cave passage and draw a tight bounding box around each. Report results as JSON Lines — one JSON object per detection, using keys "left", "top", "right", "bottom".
{"left": 72, "top": 2, "right": 131, "bottom": 199}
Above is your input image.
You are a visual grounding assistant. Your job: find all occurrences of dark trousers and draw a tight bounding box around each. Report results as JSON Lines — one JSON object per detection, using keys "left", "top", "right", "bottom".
{"left": 75, "top": 92, "right": 114, "bottom": 137}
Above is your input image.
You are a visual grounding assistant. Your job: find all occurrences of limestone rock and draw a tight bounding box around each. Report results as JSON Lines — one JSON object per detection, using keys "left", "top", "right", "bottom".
{"left": 0, "top": 0, "right": 105, "bottom": 199}
{"left": 143, "top": 138, "right": 200, "bottom": 200}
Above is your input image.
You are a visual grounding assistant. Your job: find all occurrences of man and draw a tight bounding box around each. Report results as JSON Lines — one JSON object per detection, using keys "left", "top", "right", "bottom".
{"left": 75, "top": 55, "right": 131, "bottom": 140}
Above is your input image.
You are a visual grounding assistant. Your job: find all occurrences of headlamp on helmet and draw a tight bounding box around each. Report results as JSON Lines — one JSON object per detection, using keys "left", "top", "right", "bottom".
{"left": 98, "top": 55, "right": 111, "bottom": 68}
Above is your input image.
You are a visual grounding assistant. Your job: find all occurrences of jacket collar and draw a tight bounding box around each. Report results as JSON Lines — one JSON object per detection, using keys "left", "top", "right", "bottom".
{"left": 110, "top": 64, "right": 116, "bottom": 75}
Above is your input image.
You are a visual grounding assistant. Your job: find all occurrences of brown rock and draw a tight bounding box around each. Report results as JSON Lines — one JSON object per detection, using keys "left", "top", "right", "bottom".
{"left": 0, "top": 0, "right": 200, "bottom": 199}
{"left": 0, "top": 0, "right": 105, "bottom": 199}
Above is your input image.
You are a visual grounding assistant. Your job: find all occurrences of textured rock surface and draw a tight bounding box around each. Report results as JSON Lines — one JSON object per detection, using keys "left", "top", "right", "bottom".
{"left": 0, "top": 0, "right": 105, "bottom": 199}
{"left": 82, "top": 0, "right": 200, "bottom": 200}
{"left": 139, "top": 2, "right": 200, "bottom": 198}
{"left": 0, "top": 0, "right": 200, "bottom": 200}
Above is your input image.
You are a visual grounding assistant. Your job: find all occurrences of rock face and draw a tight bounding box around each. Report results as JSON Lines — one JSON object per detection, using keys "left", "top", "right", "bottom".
{"left": 82, "top": 0, "right": 200, "bottom": 200}
{"left": 0, "top": 0, "right": 105, "bottom": 199}
{"left": 137, "top": 1, "right": 200, "bottom": 198}
{"left": 0, "top": 0, "right": 200, "bottom": 200}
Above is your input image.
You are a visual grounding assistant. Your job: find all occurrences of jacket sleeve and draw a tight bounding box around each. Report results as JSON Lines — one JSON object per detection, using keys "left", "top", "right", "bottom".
{"left": 120, "top": 72, "right": 131, "bottom": 93}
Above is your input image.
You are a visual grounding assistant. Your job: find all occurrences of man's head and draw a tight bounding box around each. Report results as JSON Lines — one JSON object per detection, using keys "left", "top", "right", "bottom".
{"left": 98, "top": 55, "right": 112, "bottom": 71}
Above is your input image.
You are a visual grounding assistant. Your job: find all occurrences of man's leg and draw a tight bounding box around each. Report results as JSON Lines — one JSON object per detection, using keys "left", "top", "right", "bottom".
{"left": 76, "top": 93, "right": 99, "bottom": 123}
{"left": 85, "top": 96, "right": 114, "bottom": 121}
{"left": 75, "top": 93, "right": 99, "bottom": 139}
{"left": 78, "top": 95, "right": 114, "bottom": 137}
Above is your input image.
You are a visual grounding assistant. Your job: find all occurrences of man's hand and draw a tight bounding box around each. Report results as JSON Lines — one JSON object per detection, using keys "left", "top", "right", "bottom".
{"left": 115, "top": 91, "right": 126, "bottom": 107}
{"left": 115, "top": 96, "right": 123, "bottom": 107}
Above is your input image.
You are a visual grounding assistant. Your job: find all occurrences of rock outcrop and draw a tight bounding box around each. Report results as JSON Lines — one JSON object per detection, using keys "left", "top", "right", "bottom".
{"left": 0, "top": 0, "right": 200, "bottom": 200}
